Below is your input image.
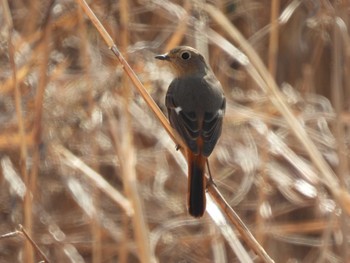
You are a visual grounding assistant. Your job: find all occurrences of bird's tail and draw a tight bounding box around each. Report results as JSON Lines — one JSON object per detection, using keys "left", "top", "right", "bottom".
{"left": 187, "top": 153, "right": 207, "bottom": 217}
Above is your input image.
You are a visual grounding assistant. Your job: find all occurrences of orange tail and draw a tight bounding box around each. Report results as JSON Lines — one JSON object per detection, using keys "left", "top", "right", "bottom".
{"left": 187, "top": 153, "right": 207, "bottom": 217}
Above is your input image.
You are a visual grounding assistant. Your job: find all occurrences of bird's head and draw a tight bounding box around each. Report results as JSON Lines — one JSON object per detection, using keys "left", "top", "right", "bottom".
{"left": 155, "top": 46, "right": 209, "bottom": 77}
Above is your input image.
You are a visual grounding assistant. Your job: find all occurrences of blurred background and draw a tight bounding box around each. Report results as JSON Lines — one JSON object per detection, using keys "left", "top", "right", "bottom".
{"left": 0, "top": 0, "right": 349, "bottom": 262}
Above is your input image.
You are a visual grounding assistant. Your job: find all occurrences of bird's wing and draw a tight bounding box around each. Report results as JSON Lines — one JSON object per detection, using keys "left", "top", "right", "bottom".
{"left": 166, "top": 90, "right": 200, "bottom": 154}
{"left": 202, "top": 97, "right": 226, "bottom": 156}
{"left": 166, "top": 80, "right": 225, "bottom": 156}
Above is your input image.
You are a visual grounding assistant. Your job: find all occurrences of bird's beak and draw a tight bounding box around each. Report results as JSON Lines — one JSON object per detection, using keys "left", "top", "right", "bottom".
{"left": 155, "top": 53, "right": 170, "bottom": 61}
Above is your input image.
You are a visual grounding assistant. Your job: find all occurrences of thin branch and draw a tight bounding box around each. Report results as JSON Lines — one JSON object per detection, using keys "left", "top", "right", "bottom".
{"left": 208, "top": 185, "right": 275, "bottom": 263}
{"left": 19, "top": 225, "right": 51, "bottom": 263}
{"left": 0, "top": 226, "right": 51, "bottom": 263}
{"left": 54, "top": 145, "right": 134, "bottom": 216}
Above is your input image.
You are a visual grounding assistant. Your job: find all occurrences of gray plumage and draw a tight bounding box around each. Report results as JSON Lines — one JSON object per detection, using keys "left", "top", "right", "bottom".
{"left": 161, "top": 46, "right": 226, "bottom": 156}
{"left": 155, "top": 46, "right": 225, "bottom": 217}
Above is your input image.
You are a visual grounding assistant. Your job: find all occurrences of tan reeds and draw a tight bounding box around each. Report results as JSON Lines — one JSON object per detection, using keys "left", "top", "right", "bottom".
{"left": 205, "top": 4, "right": 350, "bottom": 214}
{"left": 0, "top": 0, "right": 349, "bottom": 262}
{"left": 1, "top": 0, "right": 33, "bottom": 262}
{"left": 0, "top": 225, "right": 50, "bottom": 263}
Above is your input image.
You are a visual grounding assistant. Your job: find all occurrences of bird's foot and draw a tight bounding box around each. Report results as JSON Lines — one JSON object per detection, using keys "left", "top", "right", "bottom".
{"left": 206, "top": 175, "right": 217, "bottom": 190}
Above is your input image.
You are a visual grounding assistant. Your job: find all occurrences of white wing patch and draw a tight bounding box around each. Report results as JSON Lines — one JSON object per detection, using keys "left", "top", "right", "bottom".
{"left": 175, "top": 106, "right": 182, "bottom": 115}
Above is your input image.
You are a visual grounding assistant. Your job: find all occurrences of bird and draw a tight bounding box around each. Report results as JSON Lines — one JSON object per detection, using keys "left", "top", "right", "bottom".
{"left": 155, "top": 46, "right": 226, "bottom": 217}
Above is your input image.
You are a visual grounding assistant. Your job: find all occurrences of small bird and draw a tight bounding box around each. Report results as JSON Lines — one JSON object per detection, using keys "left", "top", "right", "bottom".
{"left": 155, "top": 46, "right": 226, "bottom": 217}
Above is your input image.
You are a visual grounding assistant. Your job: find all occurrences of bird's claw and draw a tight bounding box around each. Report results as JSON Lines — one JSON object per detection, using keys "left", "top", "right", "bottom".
{"left": 206, "top": 176, "right": 217, "bottom": 191}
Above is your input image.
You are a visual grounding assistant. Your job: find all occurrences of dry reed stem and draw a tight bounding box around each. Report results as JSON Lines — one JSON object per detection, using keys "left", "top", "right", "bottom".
{"left": 1, "top": 0, "right": 33, "bottom": 261}
{"left": 0, "top": 226, "right": 50, "bottom": 263}
{"left": 75, "top": 6, "right": 103, "bottom": 262}
{"left": 0, "top": 133, "right": 35, "bottom": 150}
{"left": 265, "top": 219, "right": 338, "bottom": 235}
{"left": 0, "top": 64, "right": 31, "bottom": 95}
{"left": 29, "top": 10, "right": 53, "bottom": 263}
{"left": 113, "top": 0, "right": 153, "bottom": 261}
{"left": 208, "top": 183, "right": 275, "bottom": 263}
{"left": 331, "top": 17, "right": 349, "bottom": 260}
{"left": 19, "top": 225, "right": 51, "bottom": 263}
{"left": 108, "top": 111, "right": 154, "bottom": 263}
{"left": 54, "top": 145, "right": 134, "bottom": 215}
{"left": 256, "top": 0, "right": 280, "bottom": 245}
{"left": 204, "top": 4, "right": 350, "bottom": 214}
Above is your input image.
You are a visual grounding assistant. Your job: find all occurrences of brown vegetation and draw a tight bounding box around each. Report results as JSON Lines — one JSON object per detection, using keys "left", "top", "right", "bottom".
{"left": 0, "top": 0, "right": 349, "bottom": 262}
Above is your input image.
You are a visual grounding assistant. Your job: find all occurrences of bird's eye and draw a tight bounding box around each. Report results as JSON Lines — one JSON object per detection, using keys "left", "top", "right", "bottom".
{"left": 180, "top": 51, "right": 191, "bottom": 60}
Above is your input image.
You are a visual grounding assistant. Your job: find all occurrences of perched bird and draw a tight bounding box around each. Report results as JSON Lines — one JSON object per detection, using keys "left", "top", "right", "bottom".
{"left": 155, "top": 46, "right": 226, "bottom": 217}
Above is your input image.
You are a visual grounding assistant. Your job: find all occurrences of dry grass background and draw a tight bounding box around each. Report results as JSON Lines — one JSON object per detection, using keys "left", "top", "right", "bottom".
{"left": 0, "top": 0, "right": 349, "bottom": 262}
